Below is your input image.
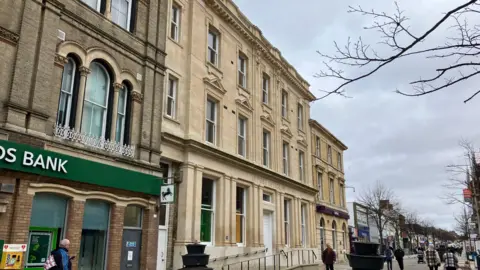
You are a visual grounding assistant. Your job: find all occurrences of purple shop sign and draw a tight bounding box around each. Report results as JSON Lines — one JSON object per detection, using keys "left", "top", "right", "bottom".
{"left": 316, "top": 204, "right": 350, "bottom": 219}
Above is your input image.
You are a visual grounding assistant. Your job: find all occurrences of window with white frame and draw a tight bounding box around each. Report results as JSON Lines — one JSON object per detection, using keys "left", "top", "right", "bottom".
{"left": 115, "top": 84, "right": 128, "bottom": 144}
{"left": 170, "top": 3, "right": 180, "bottom": 41}
{"left": 339, "top": 184, "right": 344, "bottom": 207}
{"left": 238, "top": 53, "right": 247, "bottom": 88}
{"left": 82, "top": 0, "right": 101, "bottom": 11}
{"left": 81, "top": 62, "right": 110, "bottom": 138}
{"left": 166, "top": 76, "right": 177, "bottom": 118}
{"left": 332, "top": 221, "right": 337, "bottom": 250}
{"left": 200, "top": 178, "right": 215, "bottom": 244}
{"left": 329, "top": 178, "right": 335, "bottom": 204}
{"left": 284, "top": 199, "right": 291, "bottom": 246}
{"left": 207, "top": 28, "right": 219, "bottom": 66}
{"left": 297, "top": 103, "right": 303, "bottom": 130}
{"left": 317, "top": 172, "right": 323, "bottom": 200}
{"left": 337, "top": 152, "right": 342, "bottom": 170}
{"left": 262, "top": 130, "right": 270, "bottom": 167}
{"left": 236, "top": 186, "right": 246, "bottom": 245}
{"left": 327, "top": 145, "right": 333, "bottom": 164}
{"left": 282, "top": 142, "right": 289, "bottom": 175}
{"left": 262, "top": 73, "right": 269, "bottom": 104}
{"left": 205, "top": 98, "right": 217, "bottom": 144}
{"left": 301, "top": 204, "right": 307, "bottom": 247}
{"left": 238, "top": 117, "right": 247, "bottom": 157}
{"left": 111, "top": 0, "right": 132, "bottom": 30}
{"left": 299, "top": 151, "right": 305, "bottom": 182}
{"left": 316, "top": 136, "right": 321, "bottom": 157}
{"left": 57, "top": 57, "right": 77, "bottom": 128}
{"left": 281, "top": 90, "right": 288, "bottom": 118}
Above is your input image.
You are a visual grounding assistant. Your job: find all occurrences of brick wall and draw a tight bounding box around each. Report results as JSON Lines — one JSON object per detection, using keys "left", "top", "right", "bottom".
{"left": 66, "top": 200, "right": 85, "bottom": 270}
{"left": 107, "top": 205, "right": 125, "bottom": 270}
{"left": 140, "top": 208, "right": 158, "bottom": 270}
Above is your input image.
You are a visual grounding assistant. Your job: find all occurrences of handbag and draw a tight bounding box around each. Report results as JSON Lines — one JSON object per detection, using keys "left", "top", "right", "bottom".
{"left": 43, "top": 255, "right": 56, "bottom": 270}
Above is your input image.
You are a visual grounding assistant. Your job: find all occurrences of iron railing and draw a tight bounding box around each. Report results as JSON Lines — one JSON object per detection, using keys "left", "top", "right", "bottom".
{"left": 221, "top": 250, "right": 317, "bottom": 270}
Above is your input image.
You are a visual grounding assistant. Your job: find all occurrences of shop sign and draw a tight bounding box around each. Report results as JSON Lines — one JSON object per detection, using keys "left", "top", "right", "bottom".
{"left": 3, "top": 245, "right": 27, "bottom": 252}
{"left": 0, "top": 140, "right": 162, "bottom": 195}
{"left": 160, "top": 184, "right": 175, "bottom": 204}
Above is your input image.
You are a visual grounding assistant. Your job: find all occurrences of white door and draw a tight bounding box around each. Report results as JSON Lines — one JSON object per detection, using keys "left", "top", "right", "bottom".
{"left": 263, "top": 211, "right": 273, "bottom": 255}
{"left": 157, "top": 229, "right": 167, "bottom": 270}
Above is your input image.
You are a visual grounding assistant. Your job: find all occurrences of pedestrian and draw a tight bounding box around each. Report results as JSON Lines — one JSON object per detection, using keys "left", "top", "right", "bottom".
{"left": 425, "top": 244, "right": 441, "bottom": 270}
{"left": 49, "top": 239, "right": 73, "bottom": 270}
{"left": 322, "top": 243, "right": 336, "bottom": 270}
{"left": 394, "top": 247, "right": 405, "bottom": 270}
{"left": 385, "top": 246, "right": 394, "bottom": 270}
{"left": 443, "top": 247, "right": 459, "bottom": 270}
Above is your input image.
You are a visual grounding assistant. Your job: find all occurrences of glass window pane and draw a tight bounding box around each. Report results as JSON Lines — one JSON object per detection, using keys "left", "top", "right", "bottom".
{"left": 82, "top": 200, "right": 110, "bottom": 230}
{"left": 124, "top": 205, "right": 142, "bottom": 228}
{"left": 86, "top": 63, "right": 109, "bottom": 106}
{"left": 201, "top": 179, "right": 213, "bottom": 207}
{"left": 200, "top": 210, "right": 212, "bottom": 242}
{"left": 30, "top": 193, "right": 68, "bottom": 228}
{"left": 118, "top": 86, "right": 126, "bottom": 113}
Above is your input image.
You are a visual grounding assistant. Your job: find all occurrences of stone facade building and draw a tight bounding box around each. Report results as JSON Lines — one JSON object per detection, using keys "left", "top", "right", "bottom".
{"left": 159, "top": 0, "right": 349, "bottom": 268}
{"left": 0, "top": 0, "right": 168, "bottom": 269}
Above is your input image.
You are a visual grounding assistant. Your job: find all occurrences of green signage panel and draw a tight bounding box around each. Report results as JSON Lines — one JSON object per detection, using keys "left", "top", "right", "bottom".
{"left": 0, "top": 140, "right": 162, "bottom": 195}
{"left": 27, "top": 232, "right": 51, "bottom": 266}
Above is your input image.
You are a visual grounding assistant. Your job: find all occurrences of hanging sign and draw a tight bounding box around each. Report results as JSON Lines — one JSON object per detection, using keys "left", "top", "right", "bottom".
{"left": 160, "top": 184, "right": 175, "bottom": 204}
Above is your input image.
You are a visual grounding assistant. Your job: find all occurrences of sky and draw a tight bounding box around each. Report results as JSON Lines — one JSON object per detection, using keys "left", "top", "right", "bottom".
{"left": 233, "top": 0, "right": 480, "bottom": 230}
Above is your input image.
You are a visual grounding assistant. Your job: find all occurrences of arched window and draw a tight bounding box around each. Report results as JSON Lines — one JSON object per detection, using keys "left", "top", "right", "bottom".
{"left": 332, "top": 221, "right": 337, "bottom": 250}
{"left": 82, "top": 62, "right": 110, "bottom": 138}
{"left": 319, "top": 218, "right": 326, "bottom": 251}
{"left": 342, "top": 223, "right": 347, "bottom": 250}
{"left": 57, "top": 57, "right": 78, "bottom": 128}
{"left": 115, "top": 82, "right": 132, "bottom": 144}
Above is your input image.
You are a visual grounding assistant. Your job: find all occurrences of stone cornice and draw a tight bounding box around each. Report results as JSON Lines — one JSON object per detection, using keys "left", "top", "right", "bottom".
{"left": 309, "top": 119, "right": 347, "bottom": 151}
{"left": 161, "top": 132, "right": 318, "bottom": 195}
{"left": 0, "top": 26, "right": 19, "bottom": 45}
{"left": 204, "top": 0, "right": 316, "bottom": 101}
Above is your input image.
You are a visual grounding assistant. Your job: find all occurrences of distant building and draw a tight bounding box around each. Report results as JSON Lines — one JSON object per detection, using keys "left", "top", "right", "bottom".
{"left": 347, "top": 202, "right": 370, "bottom": 242}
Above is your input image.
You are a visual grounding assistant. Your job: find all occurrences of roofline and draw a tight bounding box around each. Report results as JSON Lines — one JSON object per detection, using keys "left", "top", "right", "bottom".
{"left": 205, "top": 0, "right": 316, "bottom": 101}
{"left": 309, "top": 119, "right": 348, "bottom": 150}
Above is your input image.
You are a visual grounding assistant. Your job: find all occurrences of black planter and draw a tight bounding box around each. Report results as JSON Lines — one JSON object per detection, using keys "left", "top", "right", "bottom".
{"left": 353, "top": 242, "right": 380, "bottom": 256}
{"left": 186, "top": 244, "right": 206, "bottom": 255}
{"left": 348, "top": 242, "right": 385, "bottom": 270}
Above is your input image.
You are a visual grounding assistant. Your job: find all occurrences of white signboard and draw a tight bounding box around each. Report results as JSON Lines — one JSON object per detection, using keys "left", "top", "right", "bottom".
{"left": 160, "top": 184, "right": 175, "bottom": 204}
{"left": 3, "top": 244, "right": 27, "bottom": 252}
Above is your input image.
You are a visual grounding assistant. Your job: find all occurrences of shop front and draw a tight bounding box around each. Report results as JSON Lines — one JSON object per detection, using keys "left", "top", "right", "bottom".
{"left": 316, "top": 204, "right": 350, "bottom": 257}
{"left": 0, "top": 139, "right": 162, "bottom": 270}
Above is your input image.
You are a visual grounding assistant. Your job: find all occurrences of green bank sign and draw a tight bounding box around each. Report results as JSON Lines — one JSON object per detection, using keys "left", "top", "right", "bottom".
{"left": 0, "top": 140, "right": 162, "bottom": 195}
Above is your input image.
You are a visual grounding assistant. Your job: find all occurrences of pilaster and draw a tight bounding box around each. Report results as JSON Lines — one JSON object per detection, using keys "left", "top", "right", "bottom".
{"left": 230, "top": 178, "right": 237, "bottom": 245}
{"left": 277, "top": 192, "right": 284, "bottom": 248}
{"left": 74, "top": 66, "right": 91, "bottom": 131}
{"left": 223, "top": 176, "right": 232, "bottom": 246}
{"left": 192, "top": 165, "right": 204, "bottom": 242}
{"left": 258, "top": 185, "right": 264, "bottom": 247}
{"left": 215, "top": 174, "right": 225, "bottom": 246}
{"left": 130, "top": 91, "right": 143, "bottom": 158}
{"left": 110, "top": 83, "right": 122, "bottom": 141}
{"left": 251, "top": 184, "right": 259, "bottom": 247}
{"left": 175, "top": 163, "right": 196, "bottom": 244}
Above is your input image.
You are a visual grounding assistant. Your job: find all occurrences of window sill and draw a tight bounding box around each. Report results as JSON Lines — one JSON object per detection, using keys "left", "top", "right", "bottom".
{"left": 298, "top": 128, "right": 306, "bottom": 135}
{"left": 164, "top": 115, "right": 181, "bottom": 125}
{"left": 262, "top": 103, "right": 272, "bottom": 112}
{"left": 237, "top": 84, "right": 249, "bottom": 93}
{"left": 206, "top": 61, "right": 223, "bottom": 76}
{"left": 168, "top": 36, "right": 183, "bottom": 49}
{"left": 282, "top": 117, "right": 290, "bottom": 124}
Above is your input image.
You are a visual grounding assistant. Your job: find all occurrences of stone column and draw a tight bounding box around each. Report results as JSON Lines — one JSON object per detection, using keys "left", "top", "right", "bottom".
{"left": 258, "top": 185, "right": 264, "bottom": 247}
{"left": 230, "top": 178, "right": 237, "bottom": 245}
{"left": 276, "top": 192, "right": 284, "bottom": 248}
{"left": 130, "top": 91, "right": 143, "bottom": 156}
{"left": 109, "top": 83, "right": 122, "bottom": 141}
{"left": 251, "top": 184, "right": 259, "bottom": 247}
{"left": 74, "top": 67, "right": 91, "bottom": 131}
{"left": 104, "top": 0, "right": 112, "bottom": 19}
{"left": 65, "top": 200, "right": 85, "bottom": 270}
{"left": 215, "top": 174, "right": 225, "bottom": 246}
{"left": 175, "top": 163, "right": 196, "bottom": 244}
{"left": 192, "top": 165, "right": 204, "bottom": 242}
{"left": 310, "top": 203, "right": 317, "bottom": 248}
{"left": 107, "top": 204, "right": 125, "bottom": 270}
{"left": 293, "top": 197, "right": 301, "bottom": 248}
{"left": 223, "top": 176, "right": 232, "bottom": 246}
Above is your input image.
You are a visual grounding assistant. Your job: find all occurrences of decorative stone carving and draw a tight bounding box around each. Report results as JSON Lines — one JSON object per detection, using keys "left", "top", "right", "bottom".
{"left": 54, "top": 54, "right": 69, "bottom": 66}
{"left": 260, "top": 110, "right": 275, "bottom": 126}
{"left": 203, "top": 73, "right": 227, "bottom": 95}
{"left": 280, "top": 125, "right": 293, "bottom": 138}
{"left": 297, "top": 137, "right": 308, "bottom": 147}
{"left": 131, "top": 91, "right": 143, "bottom": 103}
{"left": 113, "top": 82, "right": 123, "bottom": 92}
{"left": 79, "top": 66, "right": 91, "bottom": 77}
{"left": 0, "top": 26, "right": 19, "bottom": 44}
{"left": 235, "top": 95, "right": 253, "bottom": 111}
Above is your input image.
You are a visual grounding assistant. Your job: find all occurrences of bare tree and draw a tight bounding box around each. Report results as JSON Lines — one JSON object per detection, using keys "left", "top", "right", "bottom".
{"left": 358, "top": 181, "right": 398, "bottom": 251}
{"left": 315, "top": 0, "right": 480, "bottom": 103}
{"left": 404, "top": 211, "right": 421, "bottom": 251}
{"left": 455, "top": 207, "right": 471, "bottom": 240}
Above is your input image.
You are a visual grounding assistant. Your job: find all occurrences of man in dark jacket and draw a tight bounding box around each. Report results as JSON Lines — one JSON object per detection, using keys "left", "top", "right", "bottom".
{"left": 322, "top": 244, "right": 337, "bottom": 270}
{"left": 394, "top": 248, "right": 405, "bottom": 270}
{"left": 51, "top": 239, "right": 72, "bottom": 270}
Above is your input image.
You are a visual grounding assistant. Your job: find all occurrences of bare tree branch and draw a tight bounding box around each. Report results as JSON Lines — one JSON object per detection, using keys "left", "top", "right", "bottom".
{"left": 315, "top": 0, "right": 480, "bottom": 103}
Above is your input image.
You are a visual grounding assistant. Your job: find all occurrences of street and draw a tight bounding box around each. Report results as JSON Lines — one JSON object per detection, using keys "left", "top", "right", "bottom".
{"left": 333, "top": 257, "right": 465, "bottom": 270}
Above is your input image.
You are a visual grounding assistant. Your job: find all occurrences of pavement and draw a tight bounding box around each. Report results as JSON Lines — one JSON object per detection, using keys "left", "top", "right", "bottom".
{"left": 331, "top": 257, "right": 475, "bottom": 270}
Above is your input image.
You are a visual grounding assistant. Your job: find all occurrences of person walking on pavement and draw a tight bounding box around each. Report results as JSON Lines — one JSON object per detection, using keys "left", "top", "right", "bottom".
{"left": 50, "top": 239, "right": 73, "bottom": 270}
{"left": 443, "top": 247, "right": 459, "bottom": 270}
{"left": 322, "top": 243, "right": 336, "bottom": 270}
{"left": 394, "top": 247, "right": 405, "bottom": 270}
{"left": 385, "top": 246, "right": 394, "bottom": 270}
{"left": 425, "top": 244, "right": 441, "bottom": 270}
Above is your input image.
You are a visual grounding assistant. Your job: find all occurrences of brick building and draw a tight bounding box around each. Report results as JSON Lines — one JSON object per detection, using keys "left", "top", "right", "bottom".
{"left": 0, "top": 0, "right": 168, "bottom": 269}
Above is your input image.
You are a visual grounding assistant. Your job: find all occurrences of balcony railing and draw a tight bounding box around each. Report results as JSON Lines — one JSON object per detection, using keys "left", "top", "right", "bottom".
{"left": 53, "top": 124, "right": 135, "bottom": 158}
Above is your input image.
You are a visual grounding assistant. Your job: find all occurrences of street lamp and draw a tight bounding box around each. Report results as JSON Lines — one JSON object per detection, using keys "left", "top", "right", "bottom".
{"left": 346, "top": 185, "right": 356, "bottom": 192}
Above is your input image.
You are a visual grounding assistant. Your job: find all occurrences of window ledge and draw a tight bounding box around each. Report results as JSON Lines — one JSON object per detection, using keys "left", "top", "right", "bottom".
{"left": 262, "top": 103, "right": 272, "bottom": 112}
{"left": 164, "top": 115, "right": 181, "bottom": 125}
{"left": 168, "top": 37, "right": 183, "bottom": 49}
{"left": 206, "top": 62, "right": 223, "bottom": 76}
{"left": 298, "top": 129, "right": 306, "bottom": 135}
{"left": 282, "top": 117, "right": 290, "bottom": 124}
{"left": 237, "top": 84, "right": 249, "bottom": 93}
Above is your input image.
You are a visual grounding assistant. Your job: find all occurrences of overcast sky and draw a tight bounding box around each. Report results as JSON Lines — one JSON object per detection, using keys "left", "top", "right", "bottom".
{"left": 234, "top": 0, "right": 480, "bottom": 230}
